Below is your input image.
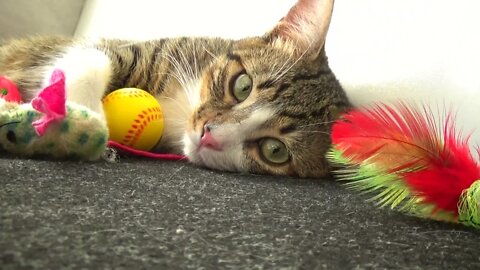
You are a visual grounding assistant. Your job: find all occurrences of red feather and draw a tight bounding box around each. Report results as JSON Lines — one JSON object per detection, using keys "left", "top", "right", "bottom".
{"left": 332, "top": 103, "right": 442, "bottom": 171}
{"left": 332, "top": 103, "right": 480, "bottom": 215}
{"left": 404, "top": 116, "right": 480, "bottom": 214}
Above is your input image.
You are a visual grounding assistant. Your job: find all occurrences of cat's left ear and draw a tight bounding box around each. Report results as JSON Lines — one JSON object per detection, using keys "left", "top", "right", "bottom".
{"left": 267, "top": 0, "right": 334, "bottom": 58}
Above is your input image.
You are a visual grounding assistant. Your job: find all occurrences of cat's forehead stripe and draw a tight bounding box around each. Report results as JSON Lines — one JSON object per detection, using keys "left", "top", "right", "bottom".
{"left": 257, "top": 79, "right": 275, "bottom": 90}
{"left": 280, "top": 124, "right": 297, "bottom": 134}
{"left": 291, "top": 70, "right": 329, "bottom": 83}
{"left": 226, "top": 53, "right": 242, "bottom": 63}
{"left": 268, "top": 83, "right": 290, "bottom": 102}
{"left": 278, "top": 107, "right": 328, "bottom": 120}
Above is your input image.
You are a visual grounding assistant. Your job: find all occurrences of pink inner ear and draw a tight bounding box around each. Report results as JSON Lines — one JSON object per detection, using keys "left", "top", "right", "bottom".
{"left": 31, "top": 69, "right": 67, "bottom": 136}
{"left": 271, "top": 0, "right": 334, "bottom": 53}
{"left": 283, "top": 0, "right": 316, "bottom": 27}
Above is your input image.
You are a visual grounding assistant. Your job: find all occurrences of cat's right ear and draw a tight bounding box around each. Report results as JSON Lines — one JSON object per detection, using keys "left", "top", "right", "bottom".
{"left": 266, "top": 0, "right": 334, "bottom": 58}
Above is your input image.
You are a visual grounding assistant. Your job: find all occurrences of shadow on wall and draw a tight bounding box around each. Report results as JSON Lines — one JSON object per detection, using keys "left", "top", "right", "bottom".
{"left": 0, "top": 0, "right": 86, "bottom": 40}
{"left": 344, "top": 77, "right": 480, "bottom": 149}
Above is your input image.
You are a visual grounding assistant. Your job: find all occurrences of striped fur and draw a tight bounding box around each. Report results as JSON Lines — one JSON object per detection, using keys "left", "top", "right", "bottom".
{"left": 0, "top": 0, "right": 350, "bottom": 177}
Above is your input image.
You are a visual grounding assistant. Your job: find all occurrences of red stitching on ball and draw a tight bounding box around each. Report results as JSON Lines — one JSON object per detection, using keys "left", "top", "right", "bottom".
{"left": 121, "top": 106, "right": 162, "bottom": 147}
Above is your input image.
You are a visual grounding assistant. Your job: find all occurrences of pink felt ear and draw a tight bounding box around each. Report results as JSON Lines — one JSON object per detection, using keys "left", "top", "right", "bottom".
{"left": 31, "top": 69, "right": 67, "bottom": 136}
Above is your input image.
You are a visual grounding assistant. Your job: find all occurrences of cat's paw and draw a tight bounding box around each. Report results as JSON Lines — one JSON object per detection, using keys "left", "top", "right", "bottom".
{"left": 46, "top": 46, "right": 112, "bottom": 117}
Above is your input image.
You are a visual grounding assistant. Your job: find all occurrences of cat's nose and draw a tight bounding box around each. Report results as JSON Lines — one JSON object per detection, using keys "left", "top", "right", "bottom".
{"left": 200, "top": 124, "right": 222, "bottom": 151}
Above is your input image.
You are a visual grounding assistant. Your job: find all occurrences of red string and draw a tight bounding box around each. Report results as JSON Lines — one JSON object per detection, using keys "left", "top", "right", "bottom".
{"left": 107, "top": 141, "right": 186, "bottom": 161}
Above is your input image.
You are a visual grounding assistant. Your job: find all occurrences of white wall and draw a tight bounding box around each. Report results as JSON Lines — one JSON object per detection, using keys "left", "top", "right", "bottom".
{"left": 75, "top": 0, "right": 295, "bottom": 40}
{"left": 76, "top": 0, "right": 480, "bottom": 146}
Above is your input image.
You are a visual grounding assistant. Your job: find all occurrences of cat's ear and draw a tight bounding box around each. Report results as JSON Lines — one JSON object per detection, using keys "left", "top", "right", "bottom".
{"left": 267, "top": 0, "right": 334, "bottom": 58}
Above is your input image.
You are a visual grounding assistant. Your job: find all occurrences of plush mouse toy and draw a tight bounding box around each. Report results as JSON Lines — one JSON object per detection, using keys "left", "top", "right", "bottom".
{"left": 0, "top": 70, "right": 108, "bottom": 160}
{"left": 0, "top": 69, "right": 184, "bottom": 161}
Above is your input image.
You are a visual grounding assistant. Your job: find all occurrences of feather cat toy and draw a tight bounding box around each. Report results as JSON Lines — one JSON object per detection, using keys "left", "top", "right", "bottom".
{"left": 328, "top": 103, "right": 480, "bottom": 228}
{"left": 0, "top": 70, "right": 109, "bottom": 160}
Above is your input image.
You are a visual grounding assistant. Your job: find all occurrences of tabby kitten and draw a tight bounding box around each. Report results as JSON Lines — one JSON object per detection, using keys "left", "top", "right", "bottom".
{"left": 0, "top": 0, "right": 349, "bottom": 177}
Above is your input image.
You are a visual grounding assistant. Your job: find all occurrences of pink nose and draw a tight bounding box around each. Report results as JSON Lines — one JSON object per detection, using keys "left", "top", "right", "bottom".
{"left": 200, "top": 125, "right": 222, "bottom": 151}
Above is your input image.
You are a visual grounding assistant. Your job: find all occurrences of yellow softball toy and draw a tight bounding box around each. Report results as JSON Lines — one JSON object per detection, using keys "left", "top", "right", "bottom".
{"left": 102, "top": 88, "right": 164, "bottom": 151}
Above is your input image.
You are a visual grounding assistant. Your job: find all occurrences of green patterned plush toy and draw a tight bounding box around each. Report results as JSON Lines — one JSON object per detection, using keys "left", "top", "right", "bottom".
{"left": 0, "top": 69, "right": 108, "bottom": 160}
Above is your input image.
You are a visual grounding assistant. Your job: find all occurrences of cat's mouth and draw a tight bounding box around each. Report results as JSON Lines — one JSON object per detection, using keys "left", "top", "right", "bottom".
{"left": 184, "top": 126, "right": 225, "bottom": 155}
{"left": 184, "top": 132, "right": 223, "bottom": 161}
{"left": 199, "top": 129, "right": 223, "bottom": 151}
{"left": 183, "top": 132, "right": 245, "bottom": 172}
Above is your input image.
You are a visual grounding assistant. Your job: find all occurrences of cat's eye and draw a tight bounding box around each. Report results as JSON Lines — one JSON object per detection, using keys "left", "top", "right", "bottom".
{"left": 232, "top": 73, "right": 253, "bottom": 102}
{"left": 259, "top": 138, "right": 289, "bottom": 164}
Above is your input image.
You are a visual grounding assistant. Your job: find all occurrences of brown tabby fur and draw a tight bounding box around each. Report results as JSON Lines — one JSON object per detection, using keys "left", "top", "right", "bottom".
{"left": 0, "top": 0, "right": 350, "bottom": 178}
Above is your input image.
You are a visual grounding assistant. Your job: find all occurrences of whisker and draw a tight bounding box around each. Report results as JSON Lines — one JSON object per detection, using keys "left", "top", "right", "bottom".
{"left": 297, "top": 121, "right": 337, "bottom": 128}
{"left": 192, "top": 40, "right": 199, "bottom": 79}
{"left": 269, "top": 43, "right": 296, "bottom": 83}
{"left": 165, "top": 164, "right": 187, "bottom": 181}
{"left": 159, "top": 52, "right": 196, "bottom": 107}
{"left": 269, "top": 48, "right": 295, "bottom": 82}
{"left": 174, "top": 50, "right": 198, "bottom": 108}
{"left": 202, "top": 45, "right": 219, "bottom": 61}
{"left": 179, "top": 49, "right": 194, "bottom": 81}
{"left": 295, "top": 131, "right": 331, "bottom": 135}
{"left": 115, "top": 41, "right": 146, "bottom": 49}
{"left": 155, "top": 71, "right": 188, "bottom": 93}
{"left": 159, "top": 96, "right": 190, "bottom": 116}
{"left": 272, "top": 41, "right": 313, "bottom": 84}
{"left": 160, "top": 53, "right": 187, "bottom": 86}
{"left": 161, "top": 119, "right": 188, "bottom": 125}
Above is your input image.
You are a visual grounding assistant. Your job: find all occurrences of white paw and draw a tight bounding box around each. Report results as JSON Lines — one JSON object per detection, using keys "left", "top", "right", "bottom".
{"left": 45, "top": 46, "right": 112, "bottom": 116}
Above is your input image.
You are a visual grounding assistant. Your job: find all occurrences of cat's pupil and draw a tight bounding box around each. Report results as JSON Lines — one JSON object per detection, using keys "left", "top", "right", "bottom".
{"left": 232, "top": 73, "right": 253, "bottom": 102}
{"left": 259, "top": 138, "right": 289, "bottom": 164}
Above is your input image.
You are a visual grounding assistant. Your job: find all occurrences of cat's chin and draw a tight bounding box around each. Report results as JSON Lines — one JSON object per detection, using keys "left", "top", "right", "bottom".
{"left": 190, "top": 149, "right": 245, "bottom": 173}
{"left": 183, "top": 134, "right": 246, "bottom": 173}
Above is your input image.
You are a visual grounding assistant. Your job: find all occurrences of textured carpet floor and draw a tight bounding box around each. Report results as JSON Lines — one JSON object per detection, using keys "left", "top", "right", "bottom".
{"left": 1, "top": 156, "right": 479, "bottom": 269}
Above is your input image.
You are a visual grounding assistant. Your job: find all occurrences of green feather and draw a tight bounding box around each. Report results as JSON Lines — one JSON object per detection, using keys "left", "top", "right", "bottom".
{"left": 327, "top": 147, "right": 457, "bottom": 221}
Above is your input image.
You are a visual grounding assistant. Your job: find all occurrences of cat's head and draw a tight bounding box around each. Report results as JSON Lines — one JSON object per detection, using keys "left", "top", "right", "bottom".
{"left": 184, "top": 0, "right": 350, "bottom": 177}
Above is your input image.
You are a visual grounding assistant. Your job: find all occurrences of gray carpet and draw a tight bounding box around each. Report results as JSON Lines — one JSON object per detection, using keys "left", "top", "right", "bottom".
{"left": 1, "top": 156, "right": 479, "bottom": 269}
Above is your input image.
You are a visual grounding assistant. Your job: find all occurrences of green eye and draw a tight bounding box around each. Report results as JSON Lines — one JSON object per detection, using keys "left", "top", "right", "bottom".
{"left": 232, "top": 73, "right": 253, "bottom": 102}
{"left": 259, "top": 138, "right": 289, "bottom": 164}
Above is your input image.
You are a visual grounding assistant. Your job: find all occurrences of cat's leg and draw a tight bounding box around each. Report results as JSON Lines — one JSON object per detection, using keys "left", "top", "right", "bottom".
{"left": 43, "top": 46, "right": 113, "bottom": 119}
{"left": 43, "top": 46, "right": 119, "bottom": 161}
